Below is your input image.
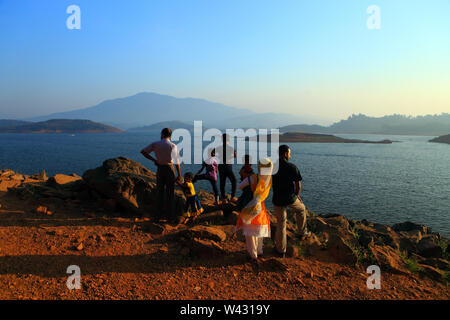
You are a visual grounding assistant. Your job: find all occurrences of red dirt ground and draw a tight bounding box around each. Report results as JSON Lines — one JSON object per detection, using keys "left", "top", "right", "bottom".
{"left": 0, "top": 191, "right": 448, "bottom": 300}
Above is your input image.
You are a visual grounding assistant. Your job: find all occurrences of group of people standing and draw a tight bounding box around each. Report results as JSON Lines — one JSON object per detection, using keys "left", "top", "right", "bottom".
{"left": 141, "top": 128, "right": 310, "bottom": 260}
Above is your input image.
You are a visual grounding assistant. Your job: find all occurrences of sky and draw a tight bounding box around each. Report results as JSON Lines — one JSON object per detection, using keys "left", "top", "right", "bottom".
{"left": 0, "top": 0, "right": 449, "bottom": 123}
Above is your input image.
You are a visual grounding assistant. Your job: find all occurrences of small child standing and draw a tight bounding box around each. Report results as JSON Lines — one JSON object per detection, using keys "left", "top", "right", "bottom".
{"left": 178, "top": 172, "right": 204, "bottom": 223}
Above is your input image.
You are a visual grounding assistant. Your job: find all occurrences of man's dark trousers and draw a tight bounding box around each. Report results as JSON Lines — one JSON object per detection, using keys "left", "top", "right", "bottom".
{"left": 156, "top": 165, "right": 175, "bottom": 220}
{"left": 218, "top": 164, "right": 236, "bottom": 200}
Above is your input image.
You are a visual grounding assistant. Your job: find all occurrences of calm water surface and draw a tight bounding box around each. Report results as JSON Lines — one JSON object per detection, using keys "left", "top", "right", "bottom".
{"left": 1, "top": 133, "right": 449, "bottom": 236}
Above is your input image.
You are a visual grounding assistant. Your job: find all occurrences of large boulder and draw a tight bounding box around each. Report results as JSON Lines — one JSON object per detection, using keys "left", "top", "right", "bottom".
{"left": 179, "top": 225, "right": 227, "bottom": 243}
{"left": 417, "top": 235, "right": 442, "bottom": 258}
{"left": 392, "top": 221, "right": 431, "bottom": 234}
{"left": 0, "top": 169, "right": 15, "bottom": 178}
{"left": 322, "top": 215, "right": 351, "bottom": 230}
{"left": 194, "top": 210, "right": 224, "bottom": 224}
{"left": 83, "top": 157, "right": 184, "bottom": 216}
{"left": 325, "top": 234, "right": 358, "bottom": 264}
{"left": 0, "top": 180, "right": 21, "bottom": 192}
{"left": 1, "top": 169, "right": 49, "bottom": 192}
{"left": 352, "top": 221, "right": 401, "bottom": 250}
{"left": 48, "top": 174, "right": 82, "bottom": 186}
{"left": 183, "top": 238, "right": 225, "bottom": 258}
{"left": 300, "top": 234, "right": 326, "bottom": 258}
{"left": 308, "top": 216, "right": 354, "bottom": 242}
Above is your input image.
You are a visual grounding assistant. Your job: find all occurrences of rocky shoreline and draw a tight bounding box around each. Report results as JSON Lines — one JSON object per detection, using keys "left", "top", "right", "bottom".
{"left": 0, "top": 157, "right": 448, "bottom": 299}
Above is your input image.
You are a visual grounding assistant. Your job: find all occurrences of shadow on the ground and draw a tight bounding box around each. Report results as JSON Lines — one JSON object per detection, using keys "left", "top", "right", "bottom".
{"left": 0, "top": 216, "right": 147, "bottom": 228}
{"left": 0, "top": 249, "right": 269, "bottom": 278}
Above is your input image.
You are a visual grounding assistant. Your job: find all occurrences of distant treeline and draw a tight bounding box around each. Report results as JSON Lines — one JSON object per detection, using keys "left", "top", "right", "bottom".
{"left": 280, "top": 113, "right": 450, "bottom": 136}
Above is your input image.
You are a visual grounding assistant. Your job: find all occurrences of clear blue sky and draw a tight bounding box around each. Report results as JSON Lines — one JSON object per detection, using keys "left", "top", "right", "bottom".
{"left": 0, "top": 0, "right": 449, "bottom": 122}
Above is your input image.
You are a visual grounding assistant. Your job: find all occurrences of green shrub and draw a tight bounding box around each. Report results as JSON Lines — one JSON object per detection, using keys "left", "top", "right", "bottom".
{"left": 344, "top": 240, "right": 376, "bottom": 265}
{"left": 400, "top": 252, "right": 423, "bottom": 273}
{"left": 351, "top": 226, "right": 360, "bottom": 240}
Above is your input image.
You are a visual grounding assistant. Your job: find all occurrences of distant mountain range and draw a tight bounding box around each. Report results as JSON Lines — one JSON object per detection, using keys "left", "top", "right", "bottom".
{"left": 27, "top": 92, "right": 315, "bottom": 129}
{"left": 0, "top": 119, "right": 123, "bottom": 134}
{"left": 5, "top": 92, "right": 449, "bottom": 136}
{"left": 280, "top": 113, "right": 450, "bottom": 136}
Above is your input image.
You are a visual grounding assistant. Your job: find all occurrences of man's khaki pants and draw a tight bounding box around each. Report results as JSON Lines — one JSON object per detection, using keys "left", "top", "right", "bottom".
{"left": 274, "top": 198, "right": 307, "bottom": 254}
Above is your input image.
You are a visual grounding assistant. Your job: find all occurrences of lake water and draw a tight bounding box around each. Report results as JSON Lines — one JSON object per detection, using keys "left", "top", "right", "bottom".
{"left": 1, "top": 132, "right": 449, "bottom": 236}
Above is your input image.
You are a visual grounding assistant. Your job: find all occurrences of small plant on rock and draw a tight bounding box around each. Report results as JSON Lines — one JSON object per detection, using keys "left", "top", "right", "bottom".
{"left": 400, "top": 252, "right": 423, "bottom": 273}
{"left": 351, "top": 226, "right": 361, "bottom": 240}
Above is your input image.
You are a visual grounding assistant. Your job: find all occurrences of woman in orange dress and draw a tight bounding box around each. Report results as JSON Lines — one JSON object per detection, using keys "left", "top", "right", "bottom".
{"left": 236, "top": 158, "right": 273, "bottom": 260}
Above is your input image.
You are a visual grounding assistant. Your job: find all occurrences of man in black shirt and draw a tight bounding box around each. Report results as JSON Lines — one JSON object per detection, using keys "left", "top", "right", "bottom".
{"left": 272, "top": 145, "right": 310, "bottom": 256}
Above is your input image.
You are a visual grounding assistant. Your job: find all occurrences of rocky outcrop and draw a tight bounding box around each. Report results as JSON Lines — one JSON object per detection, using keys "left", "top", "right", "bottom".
{"left": 179, "top": 225, "right": 227, "bottom": 243}
{"left": 0, "top": 169, "right": 25, "bottom": 191}
{"left": 368, "top": 243, "right": 410, "bottom": 275}
{"left": 392, "top": 221, "right": 431, "bottom": 234}
{"left": 82, "top": 157, "right": 185, "bottom": 216}
{"left": 304, "top": 214, "right": 449, "bottom": 281}
{"left": 417, "top": 235, "right": 443, "bottom": 258}
{"left": 176, "top": 225, "right": 227, "bottom": 258}
{"left": 47, "top": 174, "right": 82, "bottom": 186}
{"left": 1, "top": 169, "right": 86, "bottom": 204}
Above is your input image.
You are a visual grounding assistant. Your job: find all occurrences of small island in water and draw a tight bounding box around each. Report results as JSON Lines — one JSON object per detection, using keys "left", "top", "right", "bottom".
{"left": 254, "top": 132, "right": 394, "bottom": 144}
{"left": 429, "top": 134, "right": 450, "bottom": 144}
{"left": 0, "top": 119, "right": 124, "bottom": 134}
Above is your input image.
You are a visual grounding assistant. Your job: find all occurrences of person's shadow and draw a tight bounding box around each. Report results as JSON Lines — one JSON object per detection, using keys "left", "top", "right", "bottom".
{"left": 0, "top": 241, "right": 258, "bottom": 278}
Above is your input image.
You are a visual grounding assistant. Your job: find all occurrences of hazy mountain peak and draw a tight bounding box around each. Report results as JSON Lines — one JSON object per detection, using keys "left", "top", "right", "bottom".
{"left": 28, "top": 92, "right": 311, "bottom": 130}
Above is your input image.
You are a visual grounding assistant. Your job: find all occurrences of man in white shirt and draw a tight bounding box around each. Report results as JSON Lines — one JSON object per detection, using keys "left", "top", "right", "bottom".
{"left": 141, "top": 128, "right": 181, "bottom": 223}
